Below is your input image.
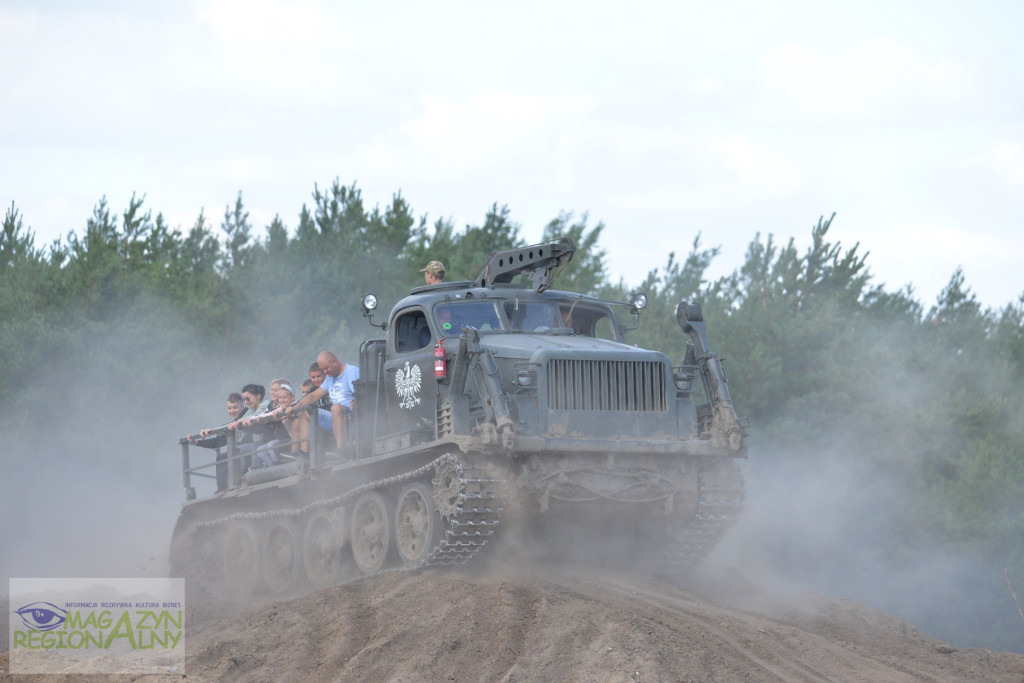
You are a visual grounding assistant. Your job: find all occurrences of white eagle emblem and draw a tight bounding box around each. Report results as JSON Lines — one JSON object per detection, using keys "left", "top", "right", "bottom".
{"left": 395, "top": 361, "right": 422, "bottom": 410}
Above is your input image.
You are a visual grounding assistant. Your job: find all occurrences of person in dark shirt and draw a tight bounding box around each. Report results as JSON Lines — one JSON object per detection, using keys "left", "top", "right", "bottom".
{"left": 188, "top": 392, "right": 248, "bottom": 493}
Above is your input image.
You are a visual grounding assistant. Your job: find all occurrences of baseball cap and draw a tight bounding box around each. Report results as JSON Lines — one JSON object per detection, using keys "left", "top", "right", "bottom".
{"left": 420, "top": 260, "right": 445, "bottom": 275}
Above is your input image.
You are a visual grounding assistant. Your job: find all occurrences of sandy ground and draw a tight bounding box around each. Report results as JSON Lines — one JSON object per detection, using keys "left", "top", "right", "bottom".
{"left": 5, "top": 562, "right": 1024, "bottom": 683}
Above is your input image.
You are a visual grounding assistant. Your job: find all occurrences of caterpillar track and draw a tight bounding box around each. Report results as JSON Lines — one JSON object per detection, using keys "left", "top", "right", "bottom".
{"left": 170, "top": 453, "right": 508, "bottom": 600}
{"left": 664, "top": 458, "right": 745, "bottom": 570}
{"left": 170, "top": 452, "right": 744, "bottom": 600}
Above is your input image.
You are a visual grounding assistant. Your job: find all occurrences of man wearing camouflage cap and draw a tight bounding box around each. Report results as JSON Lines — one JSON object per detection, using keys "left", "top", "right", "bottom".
{"left": 421, "top": 260, "right": 446, "bottom": 285}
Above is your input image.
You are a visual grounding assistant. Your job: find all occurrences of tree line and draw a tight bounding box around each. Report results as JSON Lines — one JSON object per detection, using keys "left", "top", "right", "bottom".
{"left": 3, "top": 182, "right": 1023, "bottom": 652}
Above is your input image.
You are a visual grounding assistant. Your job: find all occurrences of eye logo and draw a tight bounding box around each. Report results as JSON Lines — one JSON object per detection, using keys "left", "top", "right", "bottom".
{"left": 14, "top": 602, "right": 67, "bottom": 631}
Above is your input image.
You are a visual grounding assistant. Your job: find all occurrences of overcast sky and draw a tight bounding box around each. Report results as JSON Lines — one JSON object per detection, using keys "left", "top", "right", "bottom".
{"left": 3, "top": 0, "right": 1022, "bottom": 309}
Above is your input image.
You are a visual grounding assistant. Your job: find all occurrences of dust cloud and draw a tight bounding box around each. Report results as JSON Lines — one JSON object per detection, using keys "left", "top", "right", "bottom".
{"left": 0, "top": 296, "right": 304, "bottom": 592}
{"left": 708, "top": 447, "right": 1024, "bottom": 654}
{"left": 4, "top": 295, "right": 1022, "bottom": 663}
{"left": 698, "top": 303, "right": 1024, "bottom": 655}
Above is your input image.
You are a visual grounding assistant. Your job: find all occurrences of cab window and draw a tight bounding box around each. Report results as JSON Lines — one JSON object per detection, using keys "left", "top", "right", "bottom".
{"left": 557, "top": 303, "right": 620, "bottom": 341}
{"left": 593, "top": 314, "right": 618, "bottom": 340}
{"left": 394, "top": 309, "right": 431, "bottom": 352}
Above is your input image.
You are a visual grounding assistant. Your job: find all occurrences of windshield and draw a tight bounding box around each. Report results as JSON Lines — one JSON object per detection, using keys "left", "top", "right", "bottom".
{"left": 434, "top": 302, "right": 504, "bottom": 335}
{"left": 503, "top": 301, "right": 561, "bottom": 332}
{"left": 433, "top": 298, "right": 620, "bottom": 340}
{"left": 503, "top": 299, "right": 621, "bottom": 340}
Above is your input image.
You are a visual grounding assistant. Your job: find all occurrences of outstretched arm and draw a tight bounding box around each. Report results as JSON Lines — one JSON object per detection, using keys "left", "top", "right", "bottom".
{"left": 286, "top": 387, "right": 328, "bottom": 416}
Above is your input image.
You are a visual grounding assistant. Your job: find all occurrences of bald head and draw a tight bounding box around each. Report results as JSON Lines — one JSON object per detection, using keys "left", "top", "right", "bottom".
{"left": 318, "top": 350, "right": 343, "bottom": 378}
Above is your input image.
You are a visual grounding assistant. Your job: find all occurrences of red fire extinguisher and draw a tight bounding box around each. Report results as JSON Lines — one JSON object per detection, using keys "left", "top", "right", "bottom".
{"left": 434, "top": 341, "right": 447, "bottom": 379}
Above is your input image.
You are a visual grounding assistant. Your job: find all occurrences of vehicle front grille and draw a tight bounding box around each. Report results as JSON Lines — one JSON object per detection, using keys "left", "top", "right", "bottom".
{"left": 547, "top": 359, "right": 668, "bottom": 412}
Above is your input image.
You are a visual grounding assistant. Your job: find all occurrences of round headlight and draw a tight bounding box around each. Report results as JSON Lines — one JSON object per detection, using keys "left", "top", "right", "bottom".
{"left": 361, "top": 293, "right": 378, "bottom": 312}
{"left": 515, "top": 368, "right": 536, "bottom": 387}
{"left": 630, "top": 292, "right": 648, "bottom": 310}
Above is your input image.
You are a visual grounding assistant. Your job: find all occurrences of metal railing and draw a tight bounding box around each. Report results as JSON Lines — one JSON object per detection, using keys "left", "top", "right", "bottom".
{"left": 178, "top": 404, "right": 351, "bottom": 500}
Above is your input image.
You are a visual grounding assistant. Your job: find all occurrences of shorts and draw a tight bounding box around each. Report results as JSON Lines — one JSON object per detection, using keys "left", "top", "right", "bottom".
{"left": 318, "top": 403, "right": 352, "bottom": 432}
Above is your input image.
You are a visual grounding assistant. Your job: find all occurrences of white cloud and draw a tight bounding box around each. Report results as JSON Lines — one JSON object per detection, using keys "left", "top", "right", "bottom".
{"left": 962, "top": 138, "right": 1024, "bottom": 194}
{"left": 854, "top": 219, "right": 1024, "bottom": 306}
{"left": 690, "top": 75, "right": 723, "bottom": 98}
{"left": 758, "top": 37, "right": 977, "bottom": 121}
{"left": 0, "top": 6, "right": 38, "bottom": 46}
{"left": 609, "top": 133, "right": 802, "bottom": 213}
{"left": 879, "top": 222, "right": 1021, "bottom": 263}
{"left": 0, "top": 2, "right": 359, "bottom": 137}
{"left": 353, "top": 91, "right": 601, "bottom": 182}
{"left": 197, "top": 0, "right": 344, "bottom": 48}
{"left": 195, "top": 0, "right": 354, "bottom": 87}
{"left": 181, "top": 154, "right": 277, "bottom": 185}
{"left": 717, "top": 135, "right": 802, "bottom": 198}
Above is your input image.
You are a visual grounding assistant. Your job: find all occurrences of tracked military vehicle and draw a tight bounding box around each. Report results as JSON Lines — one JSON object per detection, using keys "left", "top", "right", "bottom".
{"left": 170, "top": 238, "right": 746, "bottom": 597}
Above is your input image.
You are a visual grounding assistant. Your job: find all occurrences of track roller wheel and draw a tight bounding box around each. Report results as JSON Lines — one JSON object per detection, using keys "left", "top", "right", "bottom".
{"left": 350, "top": 491, "right": 394, "bottom": 575}
{"left": 222, "top": 522, "right": 261, "bottom": 599}
{"left": 395, "top": 481, "right": 442, "bottom": 568}
{"left": 303, "top": 511, "right": 342, "bottom": 589}
{"left": 261, "top": 519, "right": 302, "bottom": 595}
{"left": 171, "top": 522, "right": 222, "bottom": 600}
